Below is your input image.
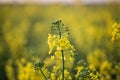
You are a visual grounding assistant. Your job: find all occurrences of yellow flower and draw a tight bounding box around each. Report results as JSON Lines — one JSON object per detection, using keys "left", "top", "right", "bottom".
{"left": 55, "top": 51, "right": 61, "bottom": 59}
{"left": 68, "top": 57, "right": 74, "bottom": 62}
{"left": 59, "top": 38, "right": 70, "bottom": 50}
{"left": 51, "top": 73, "right": 56, "bottom": 79}
{"left": 112, "top": 22, "right": 117, "bottom": 28}
{"left": 89, "top": 65, "right": 95, "bottom": 70}
{"left": 48, "top": 34, "right": 57, "bottom": 54}
{"left": 77, "top": 66, "right": 84, "bottom": 71}
{"left": 75, "top": 66, "right": 84, "bottom": 78}
{"left": 64, "top": 69, "right": 70, "bottom": 78}
{"left": 50, "top": 56, "right": 55, "bottom": 60}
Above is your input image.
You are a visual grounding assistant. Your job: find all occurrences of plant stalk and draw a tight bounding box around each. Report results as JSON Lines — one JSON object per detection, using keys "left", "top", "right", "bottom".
{"left": 40, "top": 68, "right": 47, "bottom": 80}
{"left": 57, "top": 21, "right": 64, "bottom": 80}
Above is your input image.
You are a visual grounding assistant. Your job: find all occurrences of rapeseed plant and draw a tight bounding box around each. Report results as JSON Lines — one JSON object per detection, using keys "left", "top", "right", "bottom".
{"left": 111, "top": 22, "right": 120, "bottom": 80}
{"left": 34, "top": 20, "right": 100, "bottom": 80}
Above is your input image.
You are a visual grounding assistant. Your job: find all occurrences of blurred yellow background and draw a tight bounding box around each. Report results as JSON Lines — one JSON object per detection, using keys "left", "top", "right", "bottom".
{"left": 0, "top": 1, "right": 120, "bottom": 80}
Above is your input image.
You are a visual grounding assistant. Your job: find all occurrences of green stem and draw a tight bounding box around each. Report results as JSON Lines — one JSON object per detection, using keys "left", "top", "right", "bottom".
{"left": 57, "top": 22, "right": 64, "bottom": 80}
{"left": 61, "top": 50, "right": 64, "bottom": 80}
{"left": 40, "top": 68, "right": 47, "bottom": 80}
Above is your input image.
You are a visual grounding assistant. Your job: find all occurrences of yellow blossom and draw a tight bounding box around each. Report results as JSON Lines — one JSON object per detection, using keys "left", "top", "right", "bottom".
{"left": 51, "top": 73, "right": 56, "bottom": 79}
{"left": 50, "top": 55, "right": 55, "bottom": 60}
{"left": 58, "top": 38, "right": 70, "bottom": 50}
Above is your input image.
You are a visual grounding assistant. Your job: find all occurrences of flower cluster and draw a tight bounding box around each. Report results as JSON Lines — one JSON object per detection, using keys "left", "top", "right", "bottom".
{"left": 48, "top": 20, "right": 75, "bottom": 55}
{"left": 48, "top": 33, "right": 73, "bottom": 54}
{"left": 50, "top": 66, "right": 72, "bottom": 80}
{"left": 75, "top": 60, "right": 100, "bottom": 80}
{"left": 111, "top": 23, "right": 120, "bottom": 42}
